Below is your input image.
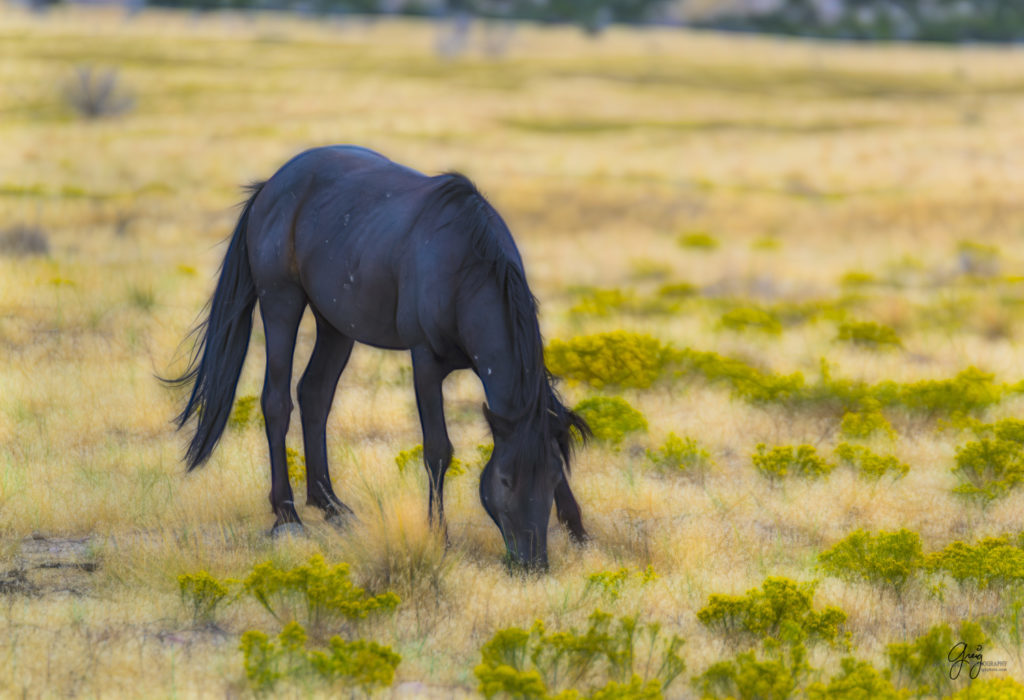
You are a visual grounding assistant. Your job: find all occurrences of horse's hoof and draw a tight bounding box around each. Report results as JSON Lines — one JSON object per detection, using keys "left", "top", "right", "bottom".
{"left": 324, "top": 508, "right": 356, "bottom": 531}
{"left": 269, "top": 522, "right": 306, "bottom": 539}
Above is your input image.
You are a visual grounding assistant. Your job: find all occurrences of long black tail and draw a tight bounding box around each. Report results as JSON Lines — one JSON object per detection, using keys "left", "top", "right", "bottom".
{"left": 165, "top": 182, "right": 264, "bottom": 470}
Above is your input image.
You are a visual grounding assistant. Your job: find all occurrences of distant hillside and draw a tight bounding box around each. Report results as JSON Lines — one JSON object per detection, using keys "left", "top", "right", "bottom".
{"left": 683, "top": 0, "right": 1024, "bottom": 42}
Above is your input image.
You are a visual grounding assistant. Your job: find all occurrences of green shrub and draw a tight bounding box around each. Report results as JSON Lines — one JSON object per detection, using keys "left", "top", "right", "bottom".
{"left": 242, "top": 554, "right": 399, "bottom": 637}
{"left": 645, "top": 433, "right": 712, "bottom": 482}
{"left": 585, "top": 566, "right": 658, "bottom": 602}
{"left": 925, "top": 536, "right": 1024, "bottom": 589}
{"left": 692, "top": 640, "right": 810, "bottom": 700}
{"left": 874, "top": 367, "right": 1005, "bottom": 417}
{"left": 696, "top": 577, "right": 847, "bottom": 649}
{"left": 240, "top": 621, "right": 400, "bottom": 692}
{"left": 573, "top": 396, "right": 648, "bottom": 445}
{"left": 836, "top": 321, "right": 902, "bottom": 350}
{"left": 677, "top": 350, "right": 807, "bottom": 405}
{"left": 950, "top": 678, "right": 1024, "bottom": 700}
{"left": 394, "top": 444, "right": 465, "bottom": 478}
{"left": 805, "top": 657, "right": 902, "bottom": 700}
{"left": 568, "top": 288, "right": 677, "bottom": 319}
{"left": 838, "top": 400, "right": 894, "bottom": 440}
{"left": 285, "top": 447, "right": 306, "bottom": 483}
{"left": 979, "top": 587, "right": 1024, "bottom": 661}
{"left": 178, "top": 571, "right": 236, "bottom": 625}
{"left": 719, "top": 307, "right": 783, "bottom": 335}
{"left": 886, "top": 622, "right": 987, "bottom": 697}
{"left": 752, "top": 444, "right": 834, "bottom": 483}
{"left": 752, "top": 236, "right": 781, "bottom": 251}
{"left": 952, "top": 437, "right": 1024, "bottom": 504}
{"left": 546, "top": 332, "right": 675, "bottom": 390}
{"left": 657, "top": 282, "right": 698, "bottom": 299}
{"left": 229, "top": 394, "right": 262, "bottom": 430}
{"left": 834, "top": 443, "right": 909, "bottom": 481}
{"left": 678, "top": 231, "right": 718, "bottom": 250}
{"left": 818, "top": 529, "right": 923, "bottom": 596}
{"left": 839, "top": 271, "right": 877, "bottom": 288}
{"left": 474, "top": 611, "right": 685, "bottom": 699}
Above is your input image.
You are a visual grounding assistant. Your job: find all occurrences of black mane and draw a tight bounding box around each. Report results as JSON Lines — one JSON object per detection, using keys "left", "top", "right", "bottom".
{"left": 423, "top": 172, "right": 588, "bottom": 480}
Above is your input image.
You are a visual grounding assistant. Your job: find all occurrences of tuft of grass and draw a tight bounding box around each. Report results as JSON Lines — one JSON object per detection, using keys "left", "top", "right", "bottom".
{"left": 63, "top": 65, "right": 135, "bottom": 119}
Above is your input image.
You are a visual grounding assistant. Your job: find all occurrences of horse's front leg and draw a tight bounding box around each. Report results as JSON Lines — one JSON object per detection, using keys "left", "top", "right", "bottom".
{"left": 411, "top": 348, "right": 453, "bottom": 538}
{"left": 555, "top": 477, "right": 588, "bottom": 544}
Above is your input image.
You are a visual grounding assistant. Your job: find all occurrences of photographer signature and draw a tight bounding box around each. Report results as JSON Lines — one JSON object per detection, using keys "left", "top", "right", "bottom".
{"left": 948, "top": 642, "right": 983, "bottom": 680}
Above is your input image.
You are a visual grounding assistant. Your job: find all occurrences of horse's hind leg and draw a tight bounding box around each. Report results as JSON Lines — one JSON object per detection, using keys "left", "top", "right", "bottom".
{"left": 298, "top": 312, "right": 355, "bottom": 525}
{"left": 259, "top": 288, "right": 306, "bottom": 534}
{"left": 555, "top": 478, "right": 588, "bottom": 544}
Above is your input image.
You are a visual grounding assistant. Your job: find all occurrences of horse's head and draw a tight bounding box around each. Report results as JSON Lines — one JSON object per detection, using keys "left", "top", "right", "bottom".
{"left": 479, "top": 404, "right": 584, "bottom": 571}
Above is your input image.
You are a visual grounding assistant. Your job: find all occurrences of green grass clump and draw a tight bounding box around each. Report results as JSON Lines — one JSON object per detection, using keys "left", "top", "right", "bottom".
{"left": 950, "top": 678, "right": 1024, "bottom": 699}
{"left": 752, "top": 444, "right": 834, "bottom": 483}
{"left": 805, "top": 657, "right": 902, "bottom": 700}
{"left": 925, "top": 535, "right": 1024, "bottom": 589}
{"left": 719, "top": 307, "right": 783, "bottom": 335}
{"left": 952, "top": 433, "right": 1024, "bottom": 504}
{"left": 240, "top": 621, "right": 400, "bottom": 693}
{"left": 646, "top": 433, "right": 713, "bottom": 482}
{"left": 886, "top": 622, "right": 986, "bottom": 697}
{"left": 568, "top": 288, "right": 677, "bottom": 319}
{"left": 585, "top": 566, "right": 658, "bottom": 602}
{"left": 394, "top": 444, "right": 466, "bottom": 478}
{"left": 839, "top": 400, "right": 894, "bottom": 440}
{"left": 834, "top": 443, "right": 909, "bottom": 481}
{"left": 285, "top": 447, "right": 305, "bottom": 483}
{"left": 839, "top": 270, "right": 877, "bottom": 288}
{"left": 545, "top": 332, "right": 675, "bottom": 390}
{"left": 677, "top": 231, "right": 718, "bottom": 250}
{"left": 696, "top": 577, "right": 847, "bottom": 649}
{"left": 242, "top": 554, "right": 399, "bottom": 637}
{"left": 678, "top": 349, "right": 807, "bottom": 405}
{"left": 693, "top": 640, "right": 810, "bottom": 700}
{"left": 474, "top": 610, "right": 685, "bottom": 699}
{"left": 178, "top": 571, "right": 236, "bottom": 625}
{"left": 229, "top": 394, "right": 262, "bottom": 430}
{"left": 874, "top": 367, "right": 1005, "bottom": 416}
{"left": 836, "top": 321, "right": 902, "bottom": 350}
{"left": 573, "top": 396, "right": 648, "bottom": 445}
{"left": 957, "top": 239, "right": 1000, "bottom": 277}
{"left": 818, "top": 529, "right": 923, "bottom": 596}
{"left": 657, "top": 281, "right": 698, "bottom": 299}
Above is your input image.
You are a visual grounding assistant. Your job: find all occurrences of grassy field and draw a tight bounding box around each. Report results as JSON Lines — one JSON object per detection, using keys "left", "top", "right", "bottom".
{"left": 3, "top": 6, "right": 1024, "bottom": 697}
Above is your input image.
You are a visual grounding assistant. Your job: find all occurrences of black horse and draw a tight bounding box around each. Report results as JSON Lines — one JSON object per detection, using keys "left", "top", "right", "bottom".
{"left": 167, "top": 145, "right": 590, "bottom": 569}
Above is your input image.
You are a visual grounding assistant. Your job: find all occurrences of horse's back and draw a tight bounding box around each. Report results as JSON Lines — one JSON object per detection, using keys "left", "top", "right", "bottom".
{"left": 245, "top": 146, "right": 448, "bottom": 350}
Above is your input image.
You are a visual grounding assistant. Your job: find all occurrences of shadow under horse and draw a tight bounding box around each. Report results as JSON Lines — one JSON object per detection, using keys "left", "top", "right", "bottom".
{"left": 166, "top": 145, "right": 590, "bottom": 570}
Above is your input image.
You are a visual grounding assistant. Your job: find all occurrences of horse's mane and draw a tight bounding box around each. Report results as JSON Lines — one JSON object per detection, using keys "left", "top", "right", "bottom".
{"left": 423, "top": 172, "right": 588, "bottom": 481}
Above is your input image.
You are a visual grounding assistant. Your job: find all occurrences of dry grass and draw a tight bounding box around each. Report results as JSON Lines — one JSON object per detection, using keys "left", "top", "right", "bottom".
{"left": 2, "top": 6, "right": 1024, "bottom": 696}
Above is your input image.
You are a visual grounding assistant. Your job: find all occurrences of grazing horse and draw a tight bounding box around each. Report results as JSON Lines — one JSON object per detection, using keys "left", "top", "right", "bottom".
{"left": 167, "top": 145, "right": 590, "bottom": 569}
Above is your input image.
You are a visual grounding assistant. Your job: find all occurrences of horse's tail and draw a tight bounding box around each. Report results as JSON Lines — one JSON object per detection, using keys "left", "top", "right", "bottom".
{"left": 164, "top": 182, "right": 264, "bottom": 470}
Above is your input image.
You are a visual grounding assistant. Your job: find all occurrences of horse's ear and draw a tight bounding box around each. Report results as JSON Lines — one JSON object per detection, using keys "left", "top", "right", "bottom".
{"left": 483, "top": 403, "right": 514, "bottom": 439}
